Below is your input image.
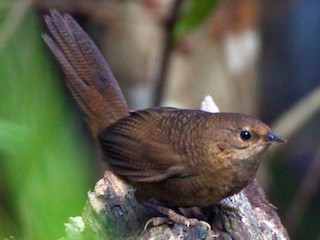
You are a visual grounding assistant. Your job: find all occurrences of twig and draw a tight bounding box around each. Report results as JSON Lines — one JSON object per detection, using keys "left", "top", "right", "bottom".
{"left": 267, "top": 85, "right": 320, "bottom": 237}
{"left": 283, "top": 146, "right": 320, "bottom": 237}
{"left": 0, "top": 0, "right": 34, "bottom": 55}
{"left": 153, "top": 0, "right": 184, "bottom": 106}
{"left": 269, "top": 85, "right": 320, "bottom": 155}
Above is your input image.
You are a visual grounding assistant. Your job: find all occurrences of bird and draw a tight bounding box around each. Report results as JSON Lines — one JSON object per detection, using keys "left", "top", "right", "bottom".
{"left": 43, "top": 9, "right": 287, "bottom": 227}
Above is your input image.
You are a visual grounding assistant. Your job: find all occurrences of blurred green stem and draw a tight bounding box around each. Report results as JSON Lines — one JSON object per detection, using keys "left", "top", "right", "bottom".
{"left": 0, "top": 0, "right": 33, "bottom": 54}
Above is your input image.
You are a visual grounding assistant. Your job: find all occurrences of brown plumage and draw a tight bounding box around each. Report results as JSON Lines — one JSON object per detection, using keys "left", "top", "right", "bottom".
{"left": 43, "top": 9, "right": 129, "bottom": 137}
{"left": 98, "top": 108, "right": 281, "bottom": 207}
{"left": 43, "top": 10, "right": 286, "bottom": 224}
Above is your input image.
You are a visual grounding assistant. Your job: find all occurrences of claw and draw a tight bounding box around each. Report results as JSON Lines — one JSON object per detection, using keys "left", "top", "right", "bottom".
{"left": 184, "top": 218, "right": 211, "bottom": 230}
{"left": 185, "top": 219, "right": 190, "bottom": 227}
{"left": 143, "top": 200, "right": 211, "bottom": 230}
{"left": 144, "top": 217, "right": 170, "bottom": 230}
{"left": 199, "top": 220, "right": 212, "bottom": 230}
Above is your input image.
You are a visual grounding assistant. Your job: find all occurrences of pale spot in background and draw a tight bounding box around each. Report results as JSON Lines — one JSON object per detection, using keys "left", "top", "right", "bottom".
{"left": 200, "top": 95, "right": 220, "bottom": 113}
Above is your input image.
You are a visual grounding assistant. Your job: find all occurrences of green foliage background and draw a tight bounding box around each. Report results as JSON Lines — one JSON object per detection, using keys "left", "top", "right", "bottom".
{"left": 0, "top": 10, "right": 94, "bottom": 240}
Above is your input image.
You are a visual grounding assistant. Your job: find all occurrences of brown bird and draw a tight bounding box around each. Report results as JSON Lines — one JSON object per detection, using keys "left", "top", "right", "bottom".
{"left": 43, "top": 10, "right": 286, "bottom": 227}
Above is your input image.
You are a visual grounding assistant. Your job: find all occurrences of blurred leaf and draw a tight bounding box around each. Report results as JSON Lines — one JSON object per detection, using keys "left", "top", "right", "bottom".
{"left": 174, "top": 0, "right": 219, "bottom": 39}
{"left": 0, "top": 205, "right": 17, "bottom": 239}
{"left": 0, "top": 120, "right": 29, "bottom": 154}
{"left": 0, "top": 9, "right": 94, "bottom": 240}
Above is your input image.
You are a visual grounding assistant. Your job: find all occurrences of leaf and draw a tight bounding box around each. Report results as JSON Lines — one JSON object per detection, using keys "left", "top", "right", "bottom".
{"left": 174, "top": 0, "right": 219, "bottom": 39}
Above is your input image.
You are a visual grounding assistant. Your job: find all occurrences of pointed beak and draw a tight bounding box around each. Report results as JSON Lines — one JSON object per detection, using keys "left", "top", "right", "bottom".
{"left": 267, "top": 132, "right": 287, "bottom": 143}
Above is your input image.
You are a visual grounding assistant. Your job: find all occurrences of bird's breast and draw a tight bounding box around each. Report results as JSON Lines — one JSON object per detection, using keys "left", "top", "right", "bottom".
{"left": 142, "top": 162, "right": 250, "bottom": 208}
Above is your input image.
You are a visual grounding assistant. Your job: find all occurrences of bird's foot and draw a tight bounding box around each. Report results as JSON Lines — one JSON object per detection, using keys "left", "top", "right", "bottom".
{"left": 144, "top": 216, "right": 211, "bottom": 230}
{"left": 143, "top": 201, "right": 211, "bottom": 230}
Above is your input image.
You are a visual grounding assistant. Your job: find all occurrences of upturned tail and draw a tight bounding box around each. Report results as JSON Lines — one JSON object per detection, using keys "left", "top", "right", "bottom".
{"left": 43, "top": 9, "right": 129, "bottom": 137}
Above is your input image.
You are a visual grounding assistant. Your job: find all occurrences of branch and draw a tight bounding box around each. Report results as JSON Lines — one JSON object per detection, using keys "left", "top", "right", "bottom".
{"left": 73, "top": 173, "right": 289, "bottom": 239}
{"left": 153, "top": 0, "right": 184, "bottom": 106}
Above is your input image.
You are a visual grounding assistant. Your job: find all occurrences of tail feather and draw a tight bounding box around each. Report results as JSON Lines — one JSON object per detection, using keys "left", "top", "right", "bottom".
{"left": 43, "top": 9, "right": 129, "bottom": 136}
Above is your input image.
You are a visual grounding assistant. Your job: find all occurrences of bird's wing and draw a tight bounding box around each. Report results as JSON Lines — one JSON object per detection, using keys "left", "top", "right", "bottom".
{"left": 98, "top": 108, "right": 197, "bottom": 182}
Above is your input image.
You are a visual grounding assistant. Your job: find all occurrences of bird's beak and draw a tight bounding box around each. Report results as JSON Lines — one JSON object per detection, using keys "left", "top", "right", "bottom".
{"left": 267, "top": 132, "right": 287, "bottom": 143}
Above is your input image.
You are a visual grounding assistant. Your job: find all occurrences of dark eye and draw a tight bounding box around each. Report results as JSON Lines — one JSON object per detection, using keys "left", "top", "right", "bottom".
{"left": 240, "top": 130, "right": 252, "bottom": 141}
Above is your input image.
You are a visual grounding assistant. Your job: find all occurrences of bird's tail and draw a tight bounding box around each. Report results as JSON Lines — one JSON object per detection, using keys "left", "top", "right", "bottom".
{"left": 43, "top": 9, "right": 129, "bottom": 137}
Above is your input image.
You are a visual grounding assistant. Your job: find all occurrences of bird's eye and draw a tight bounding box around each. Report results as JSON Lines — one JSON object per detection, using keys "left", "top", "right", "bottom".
{"left": 240, "top": 130, "right": 252, "bottom": 141}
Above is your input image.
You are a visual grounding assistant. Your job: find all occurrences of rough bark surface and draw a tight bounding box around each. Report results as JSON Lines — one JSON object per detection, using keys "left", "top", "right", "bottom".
{"left": 89, "top": 171, "right": 289, "bottom": 240}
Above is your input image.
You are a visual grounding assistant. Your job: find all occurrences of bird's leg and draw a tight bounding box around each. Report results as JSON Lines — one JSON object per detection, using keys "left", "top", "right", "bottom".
{"left": 179, "top": 206, "right": 209, "bottom": 221}
{"left": 143, "top": 200, "right": 211, "bottom": 230}
{"left": 215, "top": 203, "right": 240, "bottom": 215}
{"left": 199, "top": 202, "right": 241, "bottom": 226}
{"left": 201, "top": 202, "right": 240, "bottom": 217}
